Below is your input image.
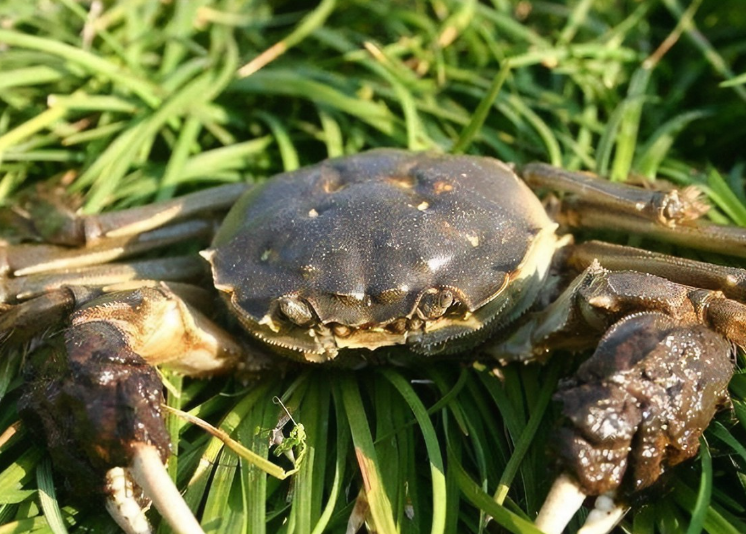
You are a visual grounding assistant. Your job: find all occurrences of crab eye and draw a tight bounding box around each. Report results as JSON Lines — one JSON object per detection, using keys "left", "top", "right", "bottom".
{"left": 278, "top": 297, "right": 315, "bottom": 326}
{"left": 418, "top": 289, "right": 456, "bottom": 320}
{"left": 438, "top": 290, "right": 454, "bottom": 309}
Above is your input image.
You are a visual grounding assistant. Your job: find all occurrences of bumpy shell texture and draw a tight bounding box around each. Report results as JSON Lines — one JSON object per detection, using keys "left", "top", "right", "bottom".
{"left": 209, "top": 149, "right": 552, "bottom": 330}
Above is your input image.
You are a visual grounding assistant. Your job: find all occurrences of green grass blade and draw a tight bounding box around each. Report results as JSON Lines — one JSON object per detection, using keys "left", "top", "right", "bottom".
{"left": 35, "top": 459, "right": 68, "bottom": 534}
{"left": 0, "top": 29, "right": 161, "bottom": 108}
{"left": 381, "top": 369, "right": 446, "bottom": 534}
{"left": 452, "top": 64, "right": 510, "bottom": 155}
{"left": 339, "top": 376, "right": 398, "bottom": 534}
{"left": 611, "top": 66, "right": 652, "bottom": 181}
{"left": 685, "top": 438, "right": 712, "bottom": 534}
{"left": 494, "top": 363, "right": 559, "bottom": 506}
{"left": 448, "top": 448, "right": 543, "bottom": 534}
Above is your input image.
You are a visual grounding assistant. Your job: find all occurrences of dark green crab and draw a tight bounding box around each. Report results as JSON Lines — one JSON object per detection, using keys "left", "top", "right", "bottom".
{"left": 3, "top": 150, "right": 745, "bottom": 534}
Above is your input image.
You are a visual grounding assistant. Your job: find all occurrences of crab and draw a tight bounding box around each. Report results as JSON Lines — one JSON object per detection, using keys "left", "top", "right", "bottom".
{"left": 2, "top": 149, "right": 745, "bottom": 534}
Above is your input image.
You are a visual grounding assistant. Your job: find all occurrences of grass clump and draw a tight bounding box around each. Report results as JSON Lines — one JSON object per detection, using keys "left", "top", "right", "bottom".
{"left": 1, "top": 1, "right": 746, "bottom": 533}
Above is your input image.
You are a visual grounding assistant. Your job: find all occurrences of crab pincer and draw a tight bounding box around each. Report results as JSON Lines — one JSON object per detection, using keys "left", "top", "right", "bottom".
{"left": 523, "top": 270, "right": 741, "bottom": 534}
{"left": 16, "top": 286, "right": 244, "bottom": 534}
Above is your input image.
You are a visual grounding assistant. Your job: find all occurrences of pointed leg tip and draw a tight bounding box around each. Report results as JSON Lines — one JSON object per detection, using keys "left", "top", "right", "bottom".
{"left": 535, "top": 474, "right": 628, "bottom": 534}
{"left": 535, "top": 473, "right": 587, "bottom": 534}
{"left": 577, "top": 494, "right": 627, "bottom": 534}
{"left": 105, "top": 467, "right": 152, "bottom": 534}
{"left": 130, "top": 443, "right": 206, "bottom": 534}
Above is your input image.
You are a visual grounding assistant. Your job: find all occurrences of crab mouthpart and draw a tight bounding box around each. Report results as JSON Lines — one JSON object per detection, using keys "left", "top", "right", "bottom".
{"left": 330, "top": 325, "right": 409, "bottom": 351}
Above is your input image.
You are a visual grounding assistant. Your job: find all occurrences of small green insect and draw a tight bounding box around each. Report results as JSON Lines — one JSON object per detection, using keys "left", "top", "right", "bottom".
{"left": 269, "top": 396, "right": 308, "bottom": 470}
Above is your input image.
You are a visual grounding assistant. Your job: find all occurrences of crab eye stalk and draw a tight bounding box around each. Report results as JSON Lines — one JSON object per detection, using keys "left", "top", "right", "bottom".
{"left": 278, "top": 296, "right": 315, "bottom": 326}
{"left": 417, "top": 289, "right": 455, "bottom": 320}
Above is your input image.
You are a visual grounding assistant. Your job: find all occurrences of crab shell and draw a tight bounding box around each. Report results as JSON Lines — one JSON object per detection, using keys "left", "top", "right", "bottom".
{"left": 203, "top": 149, "right": 559, "bottom": 362}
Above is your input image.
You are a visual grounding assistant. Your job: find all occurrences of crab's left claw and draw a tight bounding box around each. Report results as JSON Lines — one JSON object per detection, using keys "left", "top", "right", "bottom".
{"left": 491, "top": 267, "right": 743, "bottom": 534}
{"left": 534, "top": 309, "right": 735, "bottom": 534}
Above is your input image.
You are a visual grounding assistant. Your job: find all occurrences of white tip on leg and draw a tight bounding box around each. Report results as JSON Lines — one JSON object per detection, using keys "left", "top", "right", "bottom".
{"left": 105, "top": 467, "right": 152, "bottom": 534}
{"left": 129, "top": 443, "right": 205, "bottom": 534}
{"left": 535, "top": 473, "right": 587, "bottom": 534}
{"left": 577, "top": 493, "right": 627, "bottom": 534}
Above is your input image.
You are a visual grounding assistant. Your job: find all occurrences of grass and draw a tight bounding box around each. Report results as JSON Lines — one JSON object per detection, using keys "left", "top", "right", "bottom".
{"left": 1, "top": 1, "right": 746, "bottom": 533}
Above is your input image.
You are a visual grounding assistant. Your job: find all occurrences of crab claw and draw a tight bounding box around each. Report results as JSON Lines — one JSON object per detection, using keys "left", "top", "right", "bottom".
{"left": 535, "top": 474, "right": 627, "bottom": 534}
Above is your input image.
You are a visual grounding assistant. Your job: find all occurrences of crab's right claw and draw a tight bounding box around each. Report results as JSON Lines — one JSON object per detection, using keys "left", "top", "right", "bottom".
{"left": 535, "top": 474, "right": 627, "bottom": 534}
{"left": 15, "top": 287, "right": 246, "bottom": 534}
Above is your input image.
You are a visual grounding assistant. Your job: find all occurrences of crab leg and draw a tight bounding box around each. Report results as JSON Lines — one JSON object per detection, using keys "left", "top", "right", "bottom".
{"left": 105, "top": 447, "right": 205, "bottom": 534}
{"left": 522, "top": 163, "right": 746, "bottom": 257}
{"left": 578, "top": 493, "right": 626, "bottom": 534}
{"left": 533, "top": 474, "right": 586, "bottom": 534}
{"left": 129, "top": 444, "right": 205, "bottom": 534}
{"left": 569, "top": 240, "right": 746, "bottom": 301}
{"left": 105, "top": 466, "right": 153, "bottom": 534}
{"left": 1, "top": 219, "right": 214, "bottom": 277}
{"left": 565, "top": 205, "right": 746, "bottom": 258}
{"left": 521, "top": 163, "right": 708, "bottom": 227}
{"left": 88, "top": 183, "right": 248, "bottom": 242}
{"left": 9, "top": 183, "right": 248, "bottom": 247}
{"left": 536, "top": 475, "right": 627, "bottom": 534}
{"left": 1, "top": 255, "right": 207, "bottom": 303}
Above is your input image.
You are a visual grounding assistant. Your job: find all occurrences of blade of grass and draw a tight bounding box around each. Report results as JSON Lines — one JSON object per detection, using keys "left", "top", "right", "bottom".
{"left": 685, "top": 438, "right": 712, "bottom": 534}
{"left": 381, "top": 369, "right": 446, "bottom": 534}
{"left": 610, "top": 66, "right": 652, "bottom": 181}
{"left": 238, "top": 0, "right": 337, "bottom": 77}
{"left": 634, "top": 110, "right": 710, "bottom": 178}
{"left": 157, "top": 115, "right": 203, "bottom": 200}
{"left": 448, "top": 448, "right": 543, "bottom": 534}
{"left": 661, "top": 0, "right": 746, "bottom": 102}
{"left": 0, "top": 29, "right": 161, "bottom": 107}
{"left": 0, "top": 105, "right": 68, "bottom": 155}
{"left": 0, "top": 66, "right": 65, "bottom": 90}
{"left": 339, "top": 375, "right": 398, "bottom": 534}
{"left": 36, "top": 458, "right": 68, "bottom": 534}
{"left": 288, "top": 379, "right": 329, "bottom": 534}
{"left": 673, "top": 482, "right": 746, "bottom": 534}
{"left": 709, "top": 421, "right": 746, "bottom": 464}
{"left": 310, "top": 384, "right": 350, "bottom": 534}
{"left": 704, "top": 168, "right": 746, "bottom": 226}
{"left": 493, "top": 363, "right": 559, "bottom": 506}
{"left": 452, "top": 63, "right": 510, "bottom": 155}
{"left": 230, "top": 70, "right": 398, "bottom": 135}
